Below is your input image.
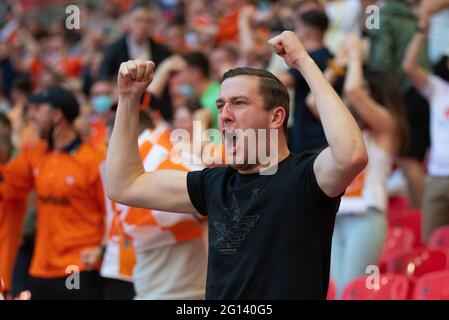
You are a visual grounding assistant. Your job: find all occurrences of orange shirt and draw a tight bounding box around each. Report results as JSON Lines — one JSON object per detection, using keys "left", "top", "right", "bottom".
{"left": 216, "top": 8, "right": 240, "bottom": 44}
{"left": 0, "top": 165, "right": 28, "bottom": 291}
{"left": 2, "top": 139, "right": 105, "bottom": 278}
{"left": 87, "top": 115, "right": 107, "bottom": 148}
{"left": 30, "top": 57, "right": 82, "bottom": 88}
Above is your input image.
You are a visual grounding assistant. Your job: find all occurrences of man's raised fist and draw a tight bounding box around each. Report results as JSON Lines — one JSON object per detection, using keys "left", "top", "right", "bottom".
{"left": 118, "top": 59, "right": 155, "bottom": 98}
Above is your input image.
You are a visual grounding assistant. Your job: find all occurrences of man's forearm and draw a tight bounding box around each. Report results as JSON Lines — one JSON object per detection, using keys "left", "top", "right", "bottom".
{"left": 294, "top": 57, "right": 365, "bottom": 167}
{"left": 105, "top": 95, "right": 145, "bottom": 201}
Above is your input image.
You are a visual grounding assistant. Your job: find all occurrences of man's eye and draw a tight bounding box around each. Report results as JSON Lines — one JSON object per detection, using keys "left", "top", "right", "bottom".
{"left": 235, "top": 101, "right": 245, "bottom": 105}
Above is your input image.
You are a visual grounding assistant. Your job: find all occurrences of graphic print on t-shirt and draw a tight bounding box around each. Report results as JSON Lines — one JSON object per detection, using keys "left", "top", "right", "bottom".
{"left": 214, "top": 189, "right": 262, "bottom": 255}
{"left": 224, "top": 194, "right": 241, "bottom": 222}
{"left": 213, "top": 215, "right": 260, "bottom": 255}
{"left": 251, "top": 188, "right": 261, "bottom": 202}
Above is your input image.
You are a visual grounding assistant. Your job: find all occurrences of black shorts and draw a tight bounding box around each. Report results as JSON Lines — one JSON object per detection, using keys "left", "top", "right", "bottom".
{"left": 403, "top": 87, "right": 430, "bottom": 162}
{"left": 102, "top": 277, "right": 135, "bottom": 300}
{"left": 29, "top": 271, "right": 102, "bottom": 300}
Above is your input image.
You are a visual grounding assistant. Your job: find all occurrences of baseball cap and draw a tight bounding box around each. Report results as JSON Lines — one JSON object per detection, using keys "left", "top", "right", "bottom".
{"left": 28, "top": 86, "right": 80, "bottom": 123}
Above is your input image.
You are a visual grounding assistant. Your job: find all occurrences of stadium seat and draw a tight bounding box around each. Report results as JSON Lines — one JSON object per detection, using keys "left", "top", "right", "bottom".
{"left": 413, "top": 271, "right": 449, "bottom": 300}
{"left": 428, "top": 226, "right": 449, "bottom": 250}
{"left": 342, "top": 274, "right": 409, "bottom": 300}
{"left": 378, "top": 227, "right": 415, "bottom": 273}
{"left": 388, "top": 196, "right": 411, "bottom": 217}
{"left": 389, "top": 212, "right": 423, "bottom": 247}
{"left": 327, "top": 279, "right": 336, "bottom": 300}
{"left": 387, "top": 248, "right": 449, "bottom": 281}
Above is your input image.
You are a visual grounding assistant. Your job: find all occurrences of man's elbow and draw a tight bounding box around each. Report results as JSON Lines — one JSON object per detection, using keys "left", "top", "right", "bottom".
{"left": 105, "top": 185, "right": 122, "bottom": 203}
{"left": 349, "top": 148, "right": 369, "bottom": 174}
{"left": 105, "top": 178, "right": 129, "bottom": 204}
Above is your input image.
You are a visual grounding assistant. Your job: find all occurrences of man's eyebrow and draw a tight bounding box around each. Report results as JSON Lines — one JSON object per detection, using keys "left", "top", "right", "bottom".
{"left": 216, "top": 96, "right": 249, "bottom": 104}
{"left": 230, "top": 96, "right": 249, "bottom": 101}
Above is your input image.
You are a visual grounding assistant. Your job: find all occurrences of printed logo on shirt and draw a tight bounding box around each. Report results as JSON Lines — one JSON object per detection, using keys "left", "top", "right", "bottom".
{"left": 213, "top": 215, "right": 260, "bottom": 255}
{"left": 38, "top": 194, "right": 71, "bottom": 207}
{"left": 65, "top": 175, "right": 75, "bottom": 185}
{"left": 250, "top": 188, "right": 261, "bottom": 202}
{"left": 224, "top": 194, "right": 241, "bottom": 222}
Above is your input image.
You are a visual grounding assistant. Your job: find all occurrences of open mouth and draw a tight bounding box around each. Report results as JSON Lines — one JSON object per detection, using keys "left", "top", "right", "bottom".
{"left": 222, "top": 129, "right": 238, "bottom": 155}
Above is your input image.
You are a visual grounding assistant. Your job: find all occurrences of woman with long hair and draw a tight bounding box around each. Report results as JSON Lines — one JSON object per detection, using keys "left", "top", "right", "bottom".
{"left": 330, "top": 35, "right": 409, "bottom": 298}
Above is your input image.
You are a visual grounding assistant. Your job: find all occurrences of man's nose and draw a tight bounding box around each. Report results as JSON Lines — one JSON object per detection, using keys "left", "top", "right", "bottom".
{"left": 219, "top": 103, "right": 234, "bottom": 123}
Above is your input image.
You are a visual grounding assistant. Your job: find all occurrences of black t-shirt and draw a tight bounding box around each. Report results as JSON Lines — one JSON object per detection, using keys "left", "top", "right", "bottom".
{"left": 186, "top": 152, "right": 341, "bottom": 300}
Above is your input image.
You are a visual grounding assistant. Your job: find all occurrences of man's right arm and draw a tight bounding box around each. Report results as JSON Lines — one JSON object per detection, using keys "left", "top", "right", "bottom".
{"left": 105, "top": 59, "right": 198, "bottom": 214}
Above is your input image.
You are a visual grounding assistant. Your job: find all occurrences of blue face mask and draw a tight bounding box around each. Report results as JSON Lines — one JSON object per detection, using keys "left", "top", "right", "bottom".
{"left": 178, "top": 85, "right": 195, "bottom": 98}
{"left": 0, "top": 101, "right": 11, "bottom": 113}
{"left": 92, "top": 95, "right": 113, "bottom": 114}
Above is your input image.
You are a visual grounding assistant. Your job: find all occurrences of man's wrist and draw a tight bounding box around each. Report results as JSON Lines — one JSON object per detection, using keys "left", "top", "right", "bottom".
{"left": 293, "top": 54, "right": 314, "bottom": 71}
{"left": 118, "top": 94, "right": 141, "bottom": 106}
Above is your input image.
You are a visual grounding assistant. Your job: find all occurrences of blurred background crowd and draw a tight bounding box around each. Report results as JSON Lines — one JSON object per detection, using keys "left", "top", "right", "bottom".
{"left": 0, "top": 0, "right": 449, "bottom": 300}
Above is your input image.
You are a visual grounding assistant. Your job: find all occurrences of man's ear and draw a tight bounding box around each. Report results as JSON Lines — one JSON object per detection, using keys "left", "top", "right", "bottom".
{"left": 270, "top": 106, "right": 286, "bottom": 130}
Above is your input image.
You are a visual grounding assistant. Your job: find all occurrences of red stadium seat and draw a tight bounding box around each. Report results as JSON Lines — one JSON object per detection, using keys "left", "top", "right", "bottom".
{"left": 428, "top": 226, "right": 449, "bottom": 250}
{"left": 387, "top": 248, "right": 449, "bottom": 281}
{"left": 389, "top": 212, "right": 423, "bottom": 247}
{"left": 388, "top": 196, "right": 411, "bottom": 216}
{"left": 413, "top": 271, "right": 449, "bottom": 300}
{"left": 378, "top": 227, "right": 415, "bottom": 273}
{"left": 327, "top": 279, "right": 336, "bottom": 300}
{"left": 342, "top": 274, "right": 409, "bottom": 300}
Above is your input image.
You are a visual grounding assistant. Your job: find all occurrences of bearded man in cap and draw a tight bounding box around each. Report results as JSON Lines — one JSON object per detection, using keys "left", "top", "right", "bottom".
{"left": 0, "top": 86, "right": 106, "bottom": 300}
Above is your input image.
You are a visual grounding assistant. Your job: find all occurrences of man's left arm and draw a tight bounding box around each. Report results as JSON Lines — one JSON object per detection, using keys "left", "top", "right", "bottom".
{"left": 269, "top": 31, "right": 368, "bottom": 198}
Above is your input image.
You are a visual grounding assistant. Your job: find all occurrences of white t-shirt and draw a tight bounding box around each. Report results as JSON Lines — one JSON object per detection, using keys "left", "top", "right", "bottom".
{"left": 420, "top": 75, "right": 449, "bottom": 176}
{"left": 338, "top": 132, "right": 393, "bottom": 214}
{"left": 133, "top": 238, "right": 206, "bottom": 300}
{"left": 126, "top": 37, "right": 151, "bottom": 61}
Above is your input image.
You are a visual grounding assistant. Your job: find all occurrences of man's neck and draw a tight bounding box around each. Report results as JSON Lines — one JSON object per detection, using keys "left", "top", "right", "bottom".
{"left": 302, "top": 37, "right": 325, "bottom": 53}
{"left": 237, "top": 145, "right": 291, "bottom": 175}
{"left": 52, "top": 124, "right": 78, "bottom": 151}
